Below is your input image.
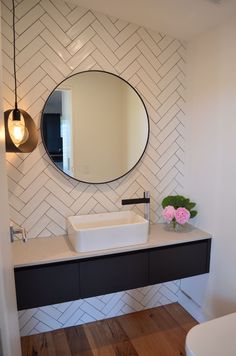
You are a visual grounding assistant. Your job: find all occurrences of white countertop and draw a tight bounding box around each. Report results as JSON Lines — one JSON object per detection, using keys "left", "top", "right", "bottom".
{"left": 12, "top": 223, "right": 212, "bottom": 268}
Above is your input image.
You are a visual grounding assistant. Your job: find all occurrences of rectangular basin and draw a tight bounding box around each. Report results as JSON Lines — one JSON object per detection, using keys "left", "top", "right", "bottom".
{"left": 67, "top": 211, "right": 149, "bottom": 252}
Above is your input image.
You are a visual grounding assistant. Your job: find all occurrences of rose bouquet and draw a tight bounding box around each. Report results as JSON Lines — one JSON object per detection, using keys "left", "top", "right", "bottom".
{"left": 162, "top": 195, "right": 197, "bottom": 230}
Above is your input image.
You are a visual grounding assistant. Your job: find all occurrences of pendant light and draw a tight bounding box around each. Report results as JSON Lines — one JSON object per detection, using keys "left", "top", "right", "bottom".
{"left": 4, "top": 0, "right": 38, "bottom": 153}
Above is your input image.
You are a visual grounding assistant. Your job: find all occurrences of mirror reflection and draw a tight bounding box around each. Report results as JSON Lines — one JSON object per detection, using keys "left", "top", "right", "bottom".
{"left": 41, "top": 71, "right": 149, "bottom": 184}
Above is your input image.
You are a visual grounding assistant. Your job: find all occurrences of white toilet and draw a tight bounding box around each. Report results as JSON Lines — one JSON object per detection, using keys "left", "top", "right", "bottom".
{"left": 185, "top": 312, "right": 236, "bottom": 356}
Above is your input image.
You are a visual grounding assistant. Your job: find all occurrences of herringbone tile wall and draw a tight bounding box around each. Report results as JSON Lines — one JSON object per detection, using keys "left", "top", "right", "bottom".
{"left": 1, "top": 0, "right": 185, "bottom": 336}
{"left": 18, "top": 281, "right": 181, "bottom": 336}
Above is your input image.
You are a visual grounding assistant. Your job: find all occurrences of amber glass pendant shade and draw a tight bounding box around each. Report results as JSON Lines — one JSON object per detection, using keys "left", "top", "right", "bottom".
{"left": 4, "top": 109, "right": 38, "bottom": 153}
{"left": 8, "top": 109, "right": 29, "bottom": 147}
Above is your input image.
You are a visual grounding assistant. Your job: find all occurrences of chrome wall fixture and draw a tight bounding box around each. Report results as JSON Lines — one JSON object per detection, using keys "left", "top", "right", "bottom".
{"left": 4, "top": 0, "right": 38, "bottom": 153}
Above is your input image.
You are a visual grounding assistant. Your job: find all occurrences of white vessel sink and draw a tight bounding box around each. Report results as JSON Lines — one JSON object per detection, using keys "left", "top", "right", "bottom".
{"left": 67, "top": 211, "right": 149, "bottom": 252}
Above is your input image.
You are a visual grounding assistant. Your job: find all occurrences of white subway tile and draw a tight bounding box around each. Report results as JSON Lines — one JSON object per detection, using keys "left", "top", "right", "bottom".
{"left": 27, "top": 215, "right": 50, "bottom": 238}
{"left": 157, "top": 143, "right": 179, "bottom": 168}
{"left": 68, "top": 41, "right": 95, "bottom": 70}
{"left": 15, "top": 0, "right": 40, "bottom": 19}
{"left": 137, "top": 55, "right": 161, "bottom": 83}
{"left": 67, "top": 27, "right": 95, "bottom": 55}
{"left": 92, "top": 20, "right": 118, "bottom": 51}
{"left": 46, "top": 207, "right": 66, "bottom": 229}
{"left": 17, "top": 52, "right": 45, "bottom": 83}
{"left": 92, "top": 35, "right": 118, "bottom": 66}
{"left": 50, "top": 0, "right": 71, "bottom": 16}
{"left": 159, "top": 52, "right": 181, "bottom": 78}
{"left": 115, "top": 47, "right": 140, "bottom": 73}
{"left": 40, "top": 13, "right": 70, "bottom": 46}
{"left": 45, "top": 179, "right": 74, "bottom": 207}
{"left": 40, "top": 45, "right": 70, "bottom": 76}
{"left": 158, "top": 39, "right": 180, "bottom": 64}
{"left": 41, "top": 60, "right": 65, "bottom": 84}
{"left": 46, "top": 194, "right": 73, "bottom": 217}
{"left": 158, "top": 79, "right": 180, "bottom": 104}
{"left": 115, "top": 23, "right": 139, "bottom": 45}
{"left": 137, "top": 68, "right": 160, "bottom": 97}
{"left": 21, "top": 187, "right": 49, "bottom": 217}
{"left": 24, "top": 201, "right": 50, "bottom": 231}
{"left": 115, "top": 19, "right": 128, "bottom": 31}
{"left": 158, "top": 93, "right": 180, "bottom": 118}
{"left": 67, "top": 12, "right": 95, "bottom": 40}
{"left": 138, "top": 41, "right": 161, "bottom": 71}
{"left": 15, "top": 5, "right": 44, "bottom": 35}
{"left": 95, "top": 13, "right": 119, "bottom": 37}
{"left": 67, "top": 6, "right": 87, "bottom": 25}
{"left": 19, "top": 173, "right": 47, "bottom": 203}
{"left": 40, "top": 0, "right": 70, "bottom": 32}
{"left": 136, "top": 81, "right": 160, "bottom": 111}
{"left": 17, "top": 68, "right": 46, "bottom": 99}
{"left": 40, "top": 29, "right": 71, "bottom": 62}
{"left": 91, "top": 49, "right": 115, "bottom": 73}
{"left": 137, "top": 28, "right": 161, "bottom": 57}
{"left": 16, "top": 20, "right": 44, "bottom": 51}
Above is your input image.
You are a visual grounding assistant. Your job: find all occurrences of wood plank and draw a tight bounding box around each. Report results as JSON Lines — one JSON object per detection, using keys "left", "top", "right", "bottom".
{"left": 149, "top": 306, "right": 187, "bottom": 355}
{"left": 52, "top": 329, "right": 72, "bottom": 356}
{"left": 21, "top": 303, "right": 197, "bottom": 356}
{"left": 64, "top": 325, "right": 93, "bottom": 356}
{"left": 21, "top": 332, "right": 57, "bottom": 356}
{"left": 21, "top": 335, "right": 36, "bottom": 356}
{"left": 118, "top": 308, "right": 179, "bottom": 356}
{"left": 163, "top": 303, "right": 198, "bottom": 332}
{"left": 83, "top": 318, "right": 138, "bottom": 355}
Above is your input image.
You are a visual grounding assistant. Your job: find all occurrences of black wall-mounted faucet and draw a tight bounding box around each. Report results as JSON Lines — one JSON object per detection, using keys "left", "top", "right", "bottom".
{"left": 122, "top": 191, "right": 150, "bottom": 225}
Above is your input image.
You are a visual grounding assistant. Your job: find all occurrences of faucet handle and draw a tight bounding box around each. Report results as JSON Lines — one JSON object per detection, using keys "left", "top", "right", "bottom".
{"left": 10, "top": 223, "right": 27, "bottom": 243}
{"left": 21, "top": 227, "right": 27, "bottom": 243}
{"left": 144, "top": 191, "right": 150, "bottom": 199}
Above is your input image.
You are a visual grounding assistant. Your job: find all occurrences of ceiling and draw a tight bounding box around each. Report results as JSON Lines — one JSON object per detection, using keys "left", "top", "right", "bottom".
{"left": 71, "top": 0, "right": 236, "bottom": 40}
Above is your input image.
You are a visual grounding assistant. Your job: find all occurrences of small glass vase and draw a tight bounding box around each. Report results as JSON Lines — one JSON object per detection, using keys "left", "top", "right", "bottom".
{"left": 167, "top": 220, "right": 183, "bottom": 232}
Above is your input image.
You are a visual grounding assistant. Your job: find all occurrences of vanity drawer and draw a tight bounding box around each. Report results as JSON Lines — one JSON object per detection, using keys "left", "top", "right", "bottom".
{"left": 80, "top": 251, "right": 149, "bottom": 298}
{"left": 149, "top": 239, "right": 211, "bottom": 284}
{"left": 15, "top": 261, "right": 80, "bottom": 310}
{"left": 14, "top": 239, "right": 211, "bottom": 310}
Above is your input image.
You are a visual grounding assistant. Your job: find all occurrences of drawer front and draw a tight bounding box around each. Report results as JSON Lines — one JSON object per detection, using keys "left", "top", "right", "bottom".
{"left": 149, "top": 239, "right": 211, "bottom": 284}
{"left": 80, "top": 251, "right": 149, "bottom": 298}
{"left": 15, "top": 261, "right": 80, "bottom": 310}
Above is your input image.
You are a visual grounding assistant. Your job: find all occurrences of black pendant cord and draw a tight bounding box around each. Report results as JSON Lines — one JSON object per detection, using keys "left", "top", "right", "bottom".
{"left": 5, "top": 0, "right": 38, "bottom": 152}
{"left": 12, "top": 0, "right": 18, "bottom": 112}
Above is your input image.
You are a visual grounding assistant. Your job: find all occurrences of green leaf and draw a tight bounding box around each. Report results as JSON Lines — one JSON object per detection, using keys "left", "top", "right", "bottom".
{"left": 190, "top": 210, "right": 198, "bottom": 218}
{"left": 162, "top": 196, "right": 171, "bottom": 208}
{"left": 186, "top": 202, "right": 196, "bottom": 210}
{"left": 162, "top": 195, "right": 184, "bottom": 208}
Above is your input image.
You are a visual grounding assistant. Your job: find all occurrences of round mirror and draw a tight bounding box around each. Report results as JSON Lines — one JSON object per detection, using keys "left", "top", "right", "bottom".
{"left": 41, "top": 71, "right": 149, "bottom": 184}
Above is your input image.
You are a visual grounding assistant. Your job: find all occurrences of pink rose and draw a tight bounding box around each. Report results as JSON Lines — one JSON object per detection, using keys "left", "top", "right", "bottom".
{"left": 174, "top": 207, "right": 190, "bottom": 225}
{"left": 163, "top": 205, "right": 176, "bottom": 223}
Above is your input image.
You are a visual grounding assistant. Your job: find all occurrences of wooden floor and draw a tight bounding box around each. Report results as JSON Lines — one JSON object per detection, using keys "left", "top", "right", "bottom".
{"left": 21, "top": 303, "right": 197, "bottom": 356}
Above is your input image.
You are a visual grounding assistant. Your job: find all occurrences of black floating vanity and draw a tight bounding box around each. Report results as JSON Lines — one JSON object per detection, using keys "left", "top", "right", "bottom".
{"left": 13, "top": 224, "right": 212, "bottom": 311}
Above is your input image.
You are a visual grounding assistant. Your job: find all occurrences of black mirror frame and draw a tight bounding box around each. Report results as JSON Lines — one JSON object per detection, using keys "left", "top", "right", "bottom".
{"left": 40, "top": 70, "right": 150, "bottom": 184}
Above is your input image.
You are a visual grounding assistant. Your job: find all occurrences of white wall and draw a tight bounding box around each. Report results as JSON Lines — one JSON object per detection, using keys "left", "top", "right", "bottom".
{"left": 185, "top": 15, "right": 236, "bottom": 319}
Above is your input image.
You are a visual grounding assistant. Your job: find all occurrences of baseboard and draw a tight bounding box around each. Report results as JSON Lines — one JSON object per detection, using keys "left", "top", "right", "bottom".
{"left": 178, "top": 289, "right": 210, "bottom": 323}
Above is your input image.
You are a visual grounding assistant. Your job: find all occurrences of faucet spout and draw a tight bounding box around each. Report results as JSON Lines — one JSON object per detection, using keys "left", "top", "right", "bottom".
{"left": 121, "top": 191, "right": 150, "bottom": 231}
{"left": 144, "top": 191, "right": 150, "bottom": 222}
